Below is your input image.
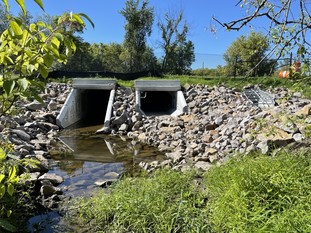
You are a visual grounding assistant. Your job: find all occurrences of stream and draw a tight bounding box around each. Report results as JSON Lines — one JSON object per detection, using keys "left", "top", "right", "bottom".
{"left": 26, "top": 124, "right": 165, "bottom": 232}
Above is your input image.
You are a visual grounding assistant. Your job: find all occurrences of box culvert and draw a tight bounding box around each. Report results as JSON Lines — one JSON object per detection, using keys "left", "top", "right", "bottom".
{"left": 135, "top": 80, "right": 188, "bottom": 116}
{"left": 56, "top": 79, "right": 116, "bottom": 129}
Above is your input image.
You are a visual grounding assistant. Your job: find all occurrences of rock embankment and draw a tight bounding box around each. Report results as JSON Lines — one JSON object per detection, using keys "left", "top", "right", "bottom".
{"left": 1, "top": 82, "right": 311, "bottom": 205}
{"left": 0, "top": 82, "right": 71, "bottom": 208}
{"left": 108, "top": 84, "right": 311, "bottom": 172}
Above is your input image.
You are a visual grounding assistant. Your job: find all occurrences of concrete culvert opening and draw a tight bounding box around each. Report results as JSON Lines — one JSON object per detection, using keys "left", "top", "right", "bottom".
{"left": 77, "top": 89, "right": 110, "bottom": 126}
{"left": 135, "top": 80, "right": 188, "bottom": 116}
{"left": 140, "top": 91, "right": 176, "bottom": 115}
{"left": 56, "top": 79, "right": 116, "bottom": 129}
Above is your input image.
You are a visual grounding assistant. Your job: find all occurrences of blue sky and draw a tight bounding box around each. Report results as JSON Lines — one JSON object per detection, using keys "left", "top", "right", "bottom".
{"left": 10, "top": 0, "right": 261, "bottom": 68}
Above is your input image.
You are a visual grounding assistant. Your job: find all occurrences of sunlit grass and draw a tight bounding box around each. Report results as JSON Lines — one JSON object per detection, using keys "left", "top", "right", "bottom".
{"left": 70, "top": 149, "right": 311, "bottom": 233}
{"left": 205, "top": 149, "right": 311, "bottom": 232}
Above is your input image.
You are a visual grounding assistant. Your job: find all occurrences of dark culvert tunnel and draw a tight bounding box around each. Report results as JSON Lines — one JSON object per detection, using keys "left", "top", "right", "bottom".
{"left": 140, "top": 91, "right": 176, "bottom": 115}
{"left": 74, "top": 89, "right": 110, "bottom": 127}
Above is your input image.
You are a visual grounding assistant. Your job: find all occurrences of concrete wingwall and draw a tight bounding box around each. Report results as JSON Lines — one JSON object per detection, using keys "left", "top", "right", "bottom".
{"left": 56, "top": 89, "right": 83, "bottom": 128}
{"left": 175, "top": 90, "right": 188, "bottom": 116}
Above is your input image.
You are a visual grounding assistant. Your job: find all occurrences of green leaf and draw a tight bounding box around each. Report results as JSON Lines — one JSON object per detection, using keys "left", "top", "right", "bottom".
{"left": 26, "top": 64, "right": 36, "bottom": 74}
{"left": 78, "top": 13, "right": 95, "bottom": 28}
{"left": 71, "top": 40, "right": 77, "bottom": 52}
{"left": 33, "top": 93, "right": 44, "bottom": 103}
{"left": 21, "top": 29, "right": 29, "bottom": 45}
{"left": 53, "top": 33, "right": 63, "bottom": 41}
{"left": 17, "top": 78, "right": 28, "bottom": 91}
{"left": 51, "top": 36, "right": 60, "bottom": 49}
{"left": 0, "top": 174, "right": 5, "bottom": 183}
{"left": 43, "top": 54, "right": 54, "bottom": 67}
{"left": 29, "top": 23, "right": 37, "bottom": 33}
{"left": 39, "top": 65, "right": 48, "bottom": 78}
{"left": 4, "top": 55, "right": 14, "bottom": 64}
{"left": 8, "top": 166, "right": 16, "bottom": 182}
{"left": 39, "top": 31, "right": 47, "bottom": 41}
{"left": 9, "top": 21, "right": 23, "bottom": 37}
{"left": 72, "top": 14, "right": 84, "bottom": 25}
{"left": 7, "top": 183, "right": 14, "bottom": 196}
{"left": 36, "top": 56, "right": 44, "bottom": 64}
{"left": 15, "top": 0, "right": 26, "bottom": 15}
{"left": 7, "top": 210, "right": 12, "bottom": 218}
{"left": 0, "top": 148, "right": 5, "bottom": 160}
{"left": 34, "top": 0, "right": 44, "bottom": 11}
{"left": 47, "top": 44, "right": 60, "bottom": 57}
{"left": 0, "top": 184, "right": 5, "bottom": 198}
{"left": 36, "top": 21, "right": 46, "bottom": 28}
{"left": 0, "top": 218, "right": 17, "bottom": 232}
{"left": 3, "top": 80, "right": 15, "bottom": 95}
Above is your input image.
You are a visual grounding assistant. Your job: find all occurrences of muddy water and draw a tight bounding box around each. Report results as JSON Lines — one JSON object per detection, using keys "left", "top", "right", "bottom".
{"left": 27, "top": 124, "right": 165, "bottom": 232}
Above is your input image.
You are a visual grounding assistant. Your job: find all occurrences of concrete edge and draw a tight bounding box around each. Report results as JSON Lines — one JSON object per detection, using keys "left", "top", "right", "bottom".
{"left": 135, "top": 80, "right": 181, "bottom": 91}
{"left": 73, "top": 79, "right": 116, "bottom": 90}
{"left": 56, "top": 89, "right": 77, "bottom": 128}
{"left": 177, "top": 90, "right": 188, "bottom": 113}
{"left": 135, "top": 90, "right": 145, "bottom": 115}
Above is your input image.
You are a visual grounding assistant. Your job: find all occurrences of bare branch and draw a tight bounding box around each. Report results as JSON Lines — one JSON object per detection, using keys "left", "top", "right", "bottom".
{"left": 235, "top": 0, "right": 243, "bottom": 7}
{"left": 214, "top": 0, "right": 311, "bottom": 59}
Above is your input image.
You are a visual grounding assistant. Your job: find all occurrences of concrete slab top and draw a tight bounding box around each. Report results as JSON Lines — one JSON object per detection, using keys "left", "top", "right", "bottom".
{"left": 73, "top": 79, "right": 116, "bottom": 90}
{"left": 135, "top": 80, "right": 181, "bottom": 91}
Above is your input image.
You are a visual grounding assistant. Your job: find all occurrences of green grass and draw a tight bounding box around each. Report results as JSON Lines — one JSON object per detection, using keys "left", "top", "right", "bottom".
{"left": 205, "top": 150, "right": 311, "bottom": 233}
{"left": 70, "top": 169, "right": 210, "bottom": 233}
{"left": 70, "top": 149, "right": 311, "bottom": 233}
{"left": 51, "top": 74, "right": 311, "bottom": 98}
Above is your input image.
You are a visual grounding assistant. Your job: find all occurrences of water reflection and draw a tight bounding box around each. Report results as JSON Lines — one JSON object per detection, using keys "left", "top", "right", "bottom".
{"left": 49, "top": 124, "right": 164, "bottom": 195}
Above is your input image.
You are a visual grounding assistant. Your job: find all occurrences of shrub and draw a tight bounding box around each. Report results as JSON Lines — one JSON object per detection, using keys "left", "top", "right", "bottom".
{"left": 204, "top": 151, "right": 311, "bottom": 232}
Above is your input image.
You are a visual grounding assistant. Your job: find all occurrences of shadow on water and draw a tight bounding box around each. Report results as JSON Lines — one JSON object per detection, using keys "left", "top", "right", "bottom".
{"left": 27, "top": 123, "right": 165, "bottom": 233}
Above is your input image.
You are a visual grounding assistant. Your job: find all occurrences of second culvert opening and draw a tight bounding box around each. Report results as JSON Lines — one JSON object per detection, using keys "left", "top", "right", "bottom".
{"left": 140, "top": 91, "right": 176, "bottom": 115}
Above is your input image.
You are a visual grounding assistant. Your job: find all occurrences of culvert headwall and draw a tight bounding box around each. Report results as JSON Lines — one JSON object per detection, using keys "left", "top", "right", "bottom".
{"left": 56, "top": 79, "right": 116, "bottom": 129}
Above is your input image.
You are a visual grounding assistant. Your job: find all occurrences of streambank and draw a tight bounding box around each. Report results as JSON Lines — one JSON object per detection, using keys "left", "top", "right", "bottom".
{"left": 1, "top": 81, "right": 311, "bottom": 211}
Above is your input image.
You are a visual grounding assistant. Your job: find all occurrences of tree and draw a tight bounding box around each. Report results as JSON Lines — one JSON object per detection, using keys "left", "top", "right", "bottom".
{"left": 224, "top": 31, "right": 276, "bottom": 76}
{"left": 120, "top": 0, "right": 154, "bottom": 72}
{"left": 158, "top": 11, "right": 195, "bottom": 74}
{"left": 101, "top": 43, "right": 128, "bottom": 72}
{"left": 213, "top": 0, "right": 311, "bottom": 60}
{"left": 0, "top": 0, "right": 94, "bottom": 115}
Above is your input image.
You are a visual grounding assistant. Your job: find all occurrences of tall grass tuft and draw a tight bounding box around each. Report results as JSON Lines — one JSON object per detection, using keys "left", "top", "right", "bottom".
{"left": 204, "top": 150, "right": 311, "bottom": 232}
{"left": 72, "top": 169, "right": 210, "bottom": 233}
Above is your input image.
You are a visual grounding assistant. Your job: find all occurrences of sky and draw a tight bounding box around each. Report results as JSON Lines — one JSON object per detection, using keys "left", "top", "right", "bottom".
{"left": 10, "top": 0, "right": 261, "bottom": 68}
